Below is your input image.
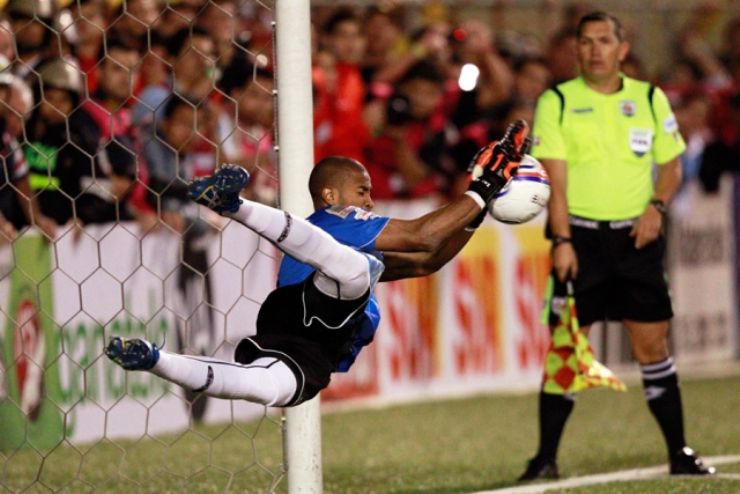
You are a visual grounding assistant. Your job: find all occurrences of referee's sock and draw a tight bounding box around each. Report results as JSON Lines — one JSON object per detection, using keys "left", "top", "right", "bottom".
{"left": 641, "top": 357, "right": 687, "bottom": 456}
{"left": 535, "top": 391, "right": 575, "bottom": 461}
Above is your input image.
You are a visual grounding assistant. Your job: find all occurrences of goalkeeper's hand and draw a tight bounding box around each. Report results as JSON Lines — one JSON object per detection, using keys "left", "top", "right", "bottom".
{"left": 466, "top": 119, "right": 530, "bottom": 206}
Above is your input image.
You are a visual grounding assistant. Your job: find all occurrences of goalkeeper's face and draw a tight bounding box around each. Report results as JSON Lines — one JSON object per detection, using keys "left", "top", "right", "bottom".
{"left": 331, "top": 168, "right": 375, "bottom": 211}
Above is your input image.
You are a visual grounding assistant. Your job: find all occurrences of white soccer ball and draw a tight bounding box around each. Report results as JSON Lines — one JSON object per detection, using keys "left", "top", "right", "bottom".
{"left": 489, "top": 154, "right": 550, "bottom": 224}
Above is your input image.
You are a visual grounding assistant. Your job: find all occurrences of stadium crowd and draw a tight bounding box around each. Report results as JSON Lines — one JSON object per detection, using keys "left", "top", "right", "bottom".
{"left": 0, "top": 0, "right": 737, "bottom": 241}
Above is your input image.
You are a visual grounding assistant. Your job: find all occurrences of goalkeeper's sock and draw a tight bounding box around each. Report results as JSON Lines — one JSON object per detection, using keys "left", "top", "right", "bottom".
{"left": 151, "top": 352, "right": 297, "bottom": 406}
{"left": 641, "top": 357, "right": 687, "bottom": 455}
{"left": 226, "top": 200, "right": 372, "bottom": 300}
{"left": 536, "top": 391, "right": 575, "bottom": 461}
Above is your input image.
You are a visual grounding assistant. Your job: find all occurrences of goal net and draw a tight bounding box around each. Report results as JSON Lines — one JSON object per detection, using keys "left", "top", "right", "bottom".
{"left": 0, "top": 0, "right": 313, "bottom": 491}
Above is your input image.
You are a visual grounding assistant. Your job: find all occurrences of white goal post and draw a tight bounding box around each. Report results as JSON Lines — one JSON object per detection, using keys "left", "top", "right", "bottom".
{"left": 275, "top": 1, "right": 323, "bottom": 493}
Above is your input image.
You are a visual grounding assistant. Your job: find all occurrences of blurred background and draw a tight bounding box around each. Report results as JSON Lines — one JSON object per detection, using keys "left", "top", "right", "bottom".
{"left": 0, "top": 0, "right": 738, "bottom": 491}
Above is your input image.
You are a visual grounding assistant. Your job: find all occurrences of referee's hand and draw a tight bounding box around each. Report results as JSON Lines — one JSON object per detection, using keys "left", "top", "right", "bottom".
{"left": 630, "top": 206, "right": 663, "bottom": 249}
{"left": 552, "top": 242, "right": 578, "bottom": 282}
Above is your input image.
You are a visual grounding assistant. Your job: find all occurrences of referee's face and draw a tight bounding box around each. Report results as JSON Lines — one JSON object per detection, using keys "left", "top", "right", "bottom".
{"left": 577, "top": 20, "right": 628, "bottom": 83}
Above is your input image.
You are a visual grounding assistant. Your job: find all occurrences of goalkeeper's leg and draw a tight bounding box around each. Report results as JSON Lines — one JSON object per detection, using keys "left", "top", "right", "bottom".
{"left": 226, "top": 199, "right": 380, "bottom": 300}
{"left": 190, "top": 165, "right": 377, "bottom": 301}
{"left": 105, "top": 337, "right": 297, "bottom": 406}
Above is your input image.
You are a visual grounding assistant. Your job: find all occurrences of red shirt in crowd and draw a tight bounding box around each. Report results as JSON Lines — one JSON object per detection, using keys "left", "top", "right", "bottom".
{"left": 314, "top": 61, "right": 370, "bottom": 162}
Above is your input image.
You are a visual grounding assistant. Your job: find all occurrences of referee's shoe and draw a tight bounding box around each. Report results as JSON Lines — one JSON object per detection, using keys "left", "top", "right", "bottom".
{"left": 670, "top": 447, "right": 715, "bottom": 475}
{"left": 518, "top": 456, "right": 558, "bottom": 481}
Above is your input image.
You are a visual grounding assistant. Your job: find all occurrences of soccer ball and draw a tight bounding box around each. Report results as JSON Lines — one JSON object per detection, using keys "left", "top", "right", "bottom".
{"left": 489, "top": 155, "right": 550, "bottom": 224}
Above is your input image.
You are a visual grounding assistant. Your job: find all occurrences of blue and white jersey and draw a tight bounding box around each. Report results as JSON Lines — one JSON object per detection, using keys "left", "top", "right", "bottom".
{"left": 277, "top": 205, "right": 390, "bottom": 372}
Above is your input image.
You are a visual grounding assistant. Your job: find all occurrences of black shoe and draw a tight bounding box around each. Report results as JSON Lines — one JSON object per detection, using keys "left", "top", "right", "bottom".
{"left": 518, "top": 456, "right": 559, "bottom": 481}
{"left": 670, "top": 447, "right": 716, "bottom": 475}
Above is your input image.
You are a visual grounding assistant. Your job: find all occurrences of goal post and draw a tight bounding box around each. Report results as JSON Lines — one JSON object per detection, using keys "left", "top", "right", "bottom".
{"left": 274, "top": 1, "right": 324, "bottom": 492}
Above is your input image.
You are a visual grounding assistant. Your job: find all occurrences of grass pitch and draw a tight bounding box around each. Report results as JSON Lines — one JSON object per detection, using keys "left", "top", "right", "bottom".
{"left": 1, "top": 375, "right": 738, "bottom": 493}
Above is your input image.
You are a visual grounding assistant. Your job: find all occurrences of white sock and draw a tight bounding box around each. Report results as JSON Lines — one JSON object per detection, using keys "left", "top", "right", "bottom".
{"left": 151, "top": 352, "right": 297, "bottom": 406}
{"left": 226, "top": 200, "right": 371, "bottom": 300}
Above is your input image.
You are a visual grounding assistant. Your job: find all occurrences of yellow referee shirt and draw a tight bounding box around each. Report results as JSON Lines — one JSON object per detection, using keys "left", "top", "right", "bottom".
{"left": 532, "top": 75, "right": 686, "bottom": 220}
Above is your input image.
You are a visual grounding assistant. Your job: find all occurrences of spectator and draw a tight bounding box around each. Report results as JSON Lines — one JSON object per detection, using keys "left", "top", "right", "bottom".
{"left": 4, "top": 0, "right": 60, "bottom": 93}
{"left": 512, "top": 56, "right": 552, "bottom": 105}
{"left": 222, "top": 68, "right": 277, "bottom": 205}
{"left": 621, "top": 52, "right": 646, "bottom": 80}
{"left": 547, "top": 27, "right": 578, "bottom": 84}
{"left": 84, "top": 36, "right": 139, "bottom": 138}
{"left": 132, "top": 27, "right": 217, "bottom": 127}
{"left": 360, "top": 6, "right": 407, "bottom": 85}
{"left": 314, "top": 9, "right": 370, "bottom": 162}
{"left": 199, "top": 0, "right": 252, "bottom": 94}
{"left": 68, "top": 0, "right": 107, "bottom": 94}
{"left": 76, "top": 137, "right": 139, "bottom": 225}
{"left": 675, "top": 92, "right": 713, "bottom": 186}
{"left": 108, "top": 0, "right": 159, "bottom": 50}
{"left": 23, "top": 59, "right": 102, "bottom": 227}
{"left": 153, "top": 0, "right": 203, "bottom": 38}
{"left": 365, "top": 61, "right": 452, "bottom": 200}
{"left": 719, "top": 17, "right": 740, "bottom": 67}
{"left": 450, "top": 19, "right": 514, "bottom": 115}
{"left": 699, "top": 92, "right": 740, "bottom": 193}
{"left": 141, "top": 94, "right": 206, "bottom": 233}
{"left": 0, "top": 62, "right": 55, "bottom": 240}
{"left": 82, "top": 35, "right": 156, "bottom": 228}
{"left": 0, "top": 19, "right": 13, "bottom": 61}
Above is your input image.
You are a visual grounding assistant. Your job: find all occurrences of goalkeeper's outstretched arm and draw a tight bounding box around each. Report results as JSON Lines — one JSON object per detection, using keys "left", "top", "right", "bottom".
{"left": 380, "top": 228, "right": 474, "bottom": 281}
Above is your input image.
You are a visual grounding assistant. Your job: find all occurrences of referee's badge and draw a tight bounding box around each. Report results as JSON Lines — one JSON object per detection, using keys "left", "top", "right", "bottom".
{"left": 619, "top": 99, "right": 636, "bottom": 117}
{"left": 629, "top": 128, "right": 653, "bottom": 157}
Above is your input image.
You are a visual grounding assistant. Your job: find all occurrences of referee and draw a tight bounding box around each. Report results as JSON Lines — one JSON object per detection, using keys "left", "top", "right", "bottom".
{"left": 519, "top": 12, "right": 715, "bottom": 480}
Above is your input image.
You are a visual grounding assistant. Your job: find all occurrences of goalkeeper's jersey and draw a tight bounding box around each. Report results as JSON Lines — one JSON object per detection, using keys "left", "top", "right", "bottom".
{"left": 531, "top": 75, "right": 686, "bottom": 220}
{"left": 277, "top": 205, "right": 390, "bottom": 372}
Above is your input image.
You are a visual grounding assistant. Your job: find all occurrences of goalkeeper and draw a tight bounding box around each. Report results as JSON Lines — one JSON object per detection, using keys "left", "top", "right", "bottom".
{"left": 105, "top": 121, "right": 528, "bottom": 407}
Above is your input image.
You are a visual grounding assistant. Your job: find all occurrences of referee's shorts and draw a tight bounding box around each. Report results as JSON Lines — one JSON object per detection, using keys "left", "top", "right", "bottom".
{"left": 546, "top": 215, "right": 673, "bottom": 327}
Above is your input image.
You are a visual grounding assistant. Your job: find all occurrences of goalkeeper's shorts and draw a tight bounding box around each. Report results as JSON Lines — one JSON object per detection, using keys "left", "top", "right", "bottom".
{"left": 234, "top": 276, "right": 370, "bottom": 406}
{"left": 545, "top": 217, "right": 673, "bottom": 327}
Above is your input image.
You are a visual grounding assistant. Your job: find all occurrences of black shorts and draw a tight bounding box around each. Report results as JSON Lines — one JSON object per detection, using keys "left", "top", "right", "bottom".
{"left": 546, "top": 218, "right": 673, "bottom": 327}
{"left": 234, "top": 276, "right": 369, "bottom": 406}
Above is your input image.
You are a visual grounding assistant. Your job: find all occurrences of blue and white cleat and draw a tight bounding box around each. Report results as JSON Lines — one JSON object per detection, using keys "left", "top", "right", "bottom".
{"left": 187, "top": 164, "right": 250, "bottom": 214}
{"left": 105, "top": 336, "right": 160, "bottom": 371}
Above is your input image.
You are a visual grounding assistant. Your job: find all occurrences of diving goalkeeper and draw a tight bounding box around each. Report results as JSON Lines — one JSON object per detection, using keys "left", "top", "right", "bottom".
{"left": 105, "top": 121, "right": 528, "bottom": 406}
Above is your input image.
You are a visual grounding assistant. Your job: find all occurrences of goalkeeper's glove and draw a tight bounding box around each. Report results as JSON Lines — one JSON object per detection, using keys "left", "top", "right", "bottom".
{"left": 466, "top": 119, "right": 530, "bottom": 207}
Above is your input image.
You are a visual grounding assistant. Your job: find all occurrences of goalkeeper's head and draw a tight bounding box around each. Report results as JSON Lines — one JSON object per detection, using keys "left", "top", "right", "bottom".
{"left": 309, "top": 156, "right": 374, "bottom": 211}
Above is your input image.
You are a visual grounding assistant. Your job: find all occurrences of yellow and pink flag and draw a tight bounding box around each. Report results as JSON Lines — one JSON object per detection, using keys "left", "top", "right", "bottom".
{"left": 542, "top": 284, "right": 626, "bottom": 394}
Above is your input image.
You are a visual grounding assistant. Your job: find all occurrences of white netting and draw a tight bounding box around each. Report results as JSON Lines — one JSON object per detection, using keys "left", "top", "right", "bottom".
{"left": 0, "top": 0, "right": 286, "bottom": 491}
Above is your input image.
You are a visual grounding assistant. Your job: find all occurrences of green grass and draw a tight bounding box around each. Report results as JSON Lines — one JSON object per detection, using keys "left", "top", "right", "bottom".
{"left": 548, "top": 477, "right": 740, "bottom": 494}
{"left": 1, "top": 376, "right": 739, "bottom": 493}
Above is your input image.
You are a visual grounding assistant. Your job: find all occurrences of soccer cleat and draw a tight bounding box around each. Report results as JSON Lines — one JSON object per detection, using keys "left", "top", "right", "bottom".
{"left": 187, "top": 164, "right": 250, "bottom": 214}
{"left": 670, "top": 447, "right": 716, "bottom": 475}
{"left": 518, "top": 456, "right": 559, "bottom": 481}
{"left": 105, "top": 336, "right": 160, "bottom": 371}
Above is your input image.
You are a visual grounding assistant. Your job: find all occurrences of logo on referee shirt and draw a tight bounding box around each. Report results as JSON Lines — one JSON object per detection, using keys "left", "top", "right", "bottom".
{"left": 629, "top": 128, "right": 653, "bottom": 157}
{"left": 619, "top": 99, "right": 636, "bottom": 117}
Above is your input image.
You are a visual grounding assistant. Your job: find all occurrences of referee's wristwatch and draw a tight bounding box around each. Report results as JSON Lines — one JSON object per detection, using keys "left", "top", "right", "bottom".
{"left": 551, "top": 235, "right": 572, "bottom": 249}
{"left": 649, "top": 198, "right": 668, "bottom": 216}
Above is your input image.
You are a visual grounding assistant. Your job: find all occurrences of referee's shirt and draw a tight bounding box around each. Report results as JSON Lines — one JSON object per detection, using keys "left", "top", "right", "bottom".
{"left": 531, "top": 75, "right": 686, "bottom": 221}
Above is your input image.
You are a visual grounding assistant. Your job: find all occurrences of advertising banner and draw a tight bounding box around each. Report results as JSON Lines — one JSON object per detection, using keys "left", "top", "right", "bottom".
{"left": 668, "top": 178, "right": 738, "bottom": 363}
{"left": 0, "top": 223, "right": 277, "bottom": 448}
{"left": 1, "top": 186, "right": 736, "bottom": 445}
{"left": 325, "top": 204, "right": 553, "bottom": 402}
